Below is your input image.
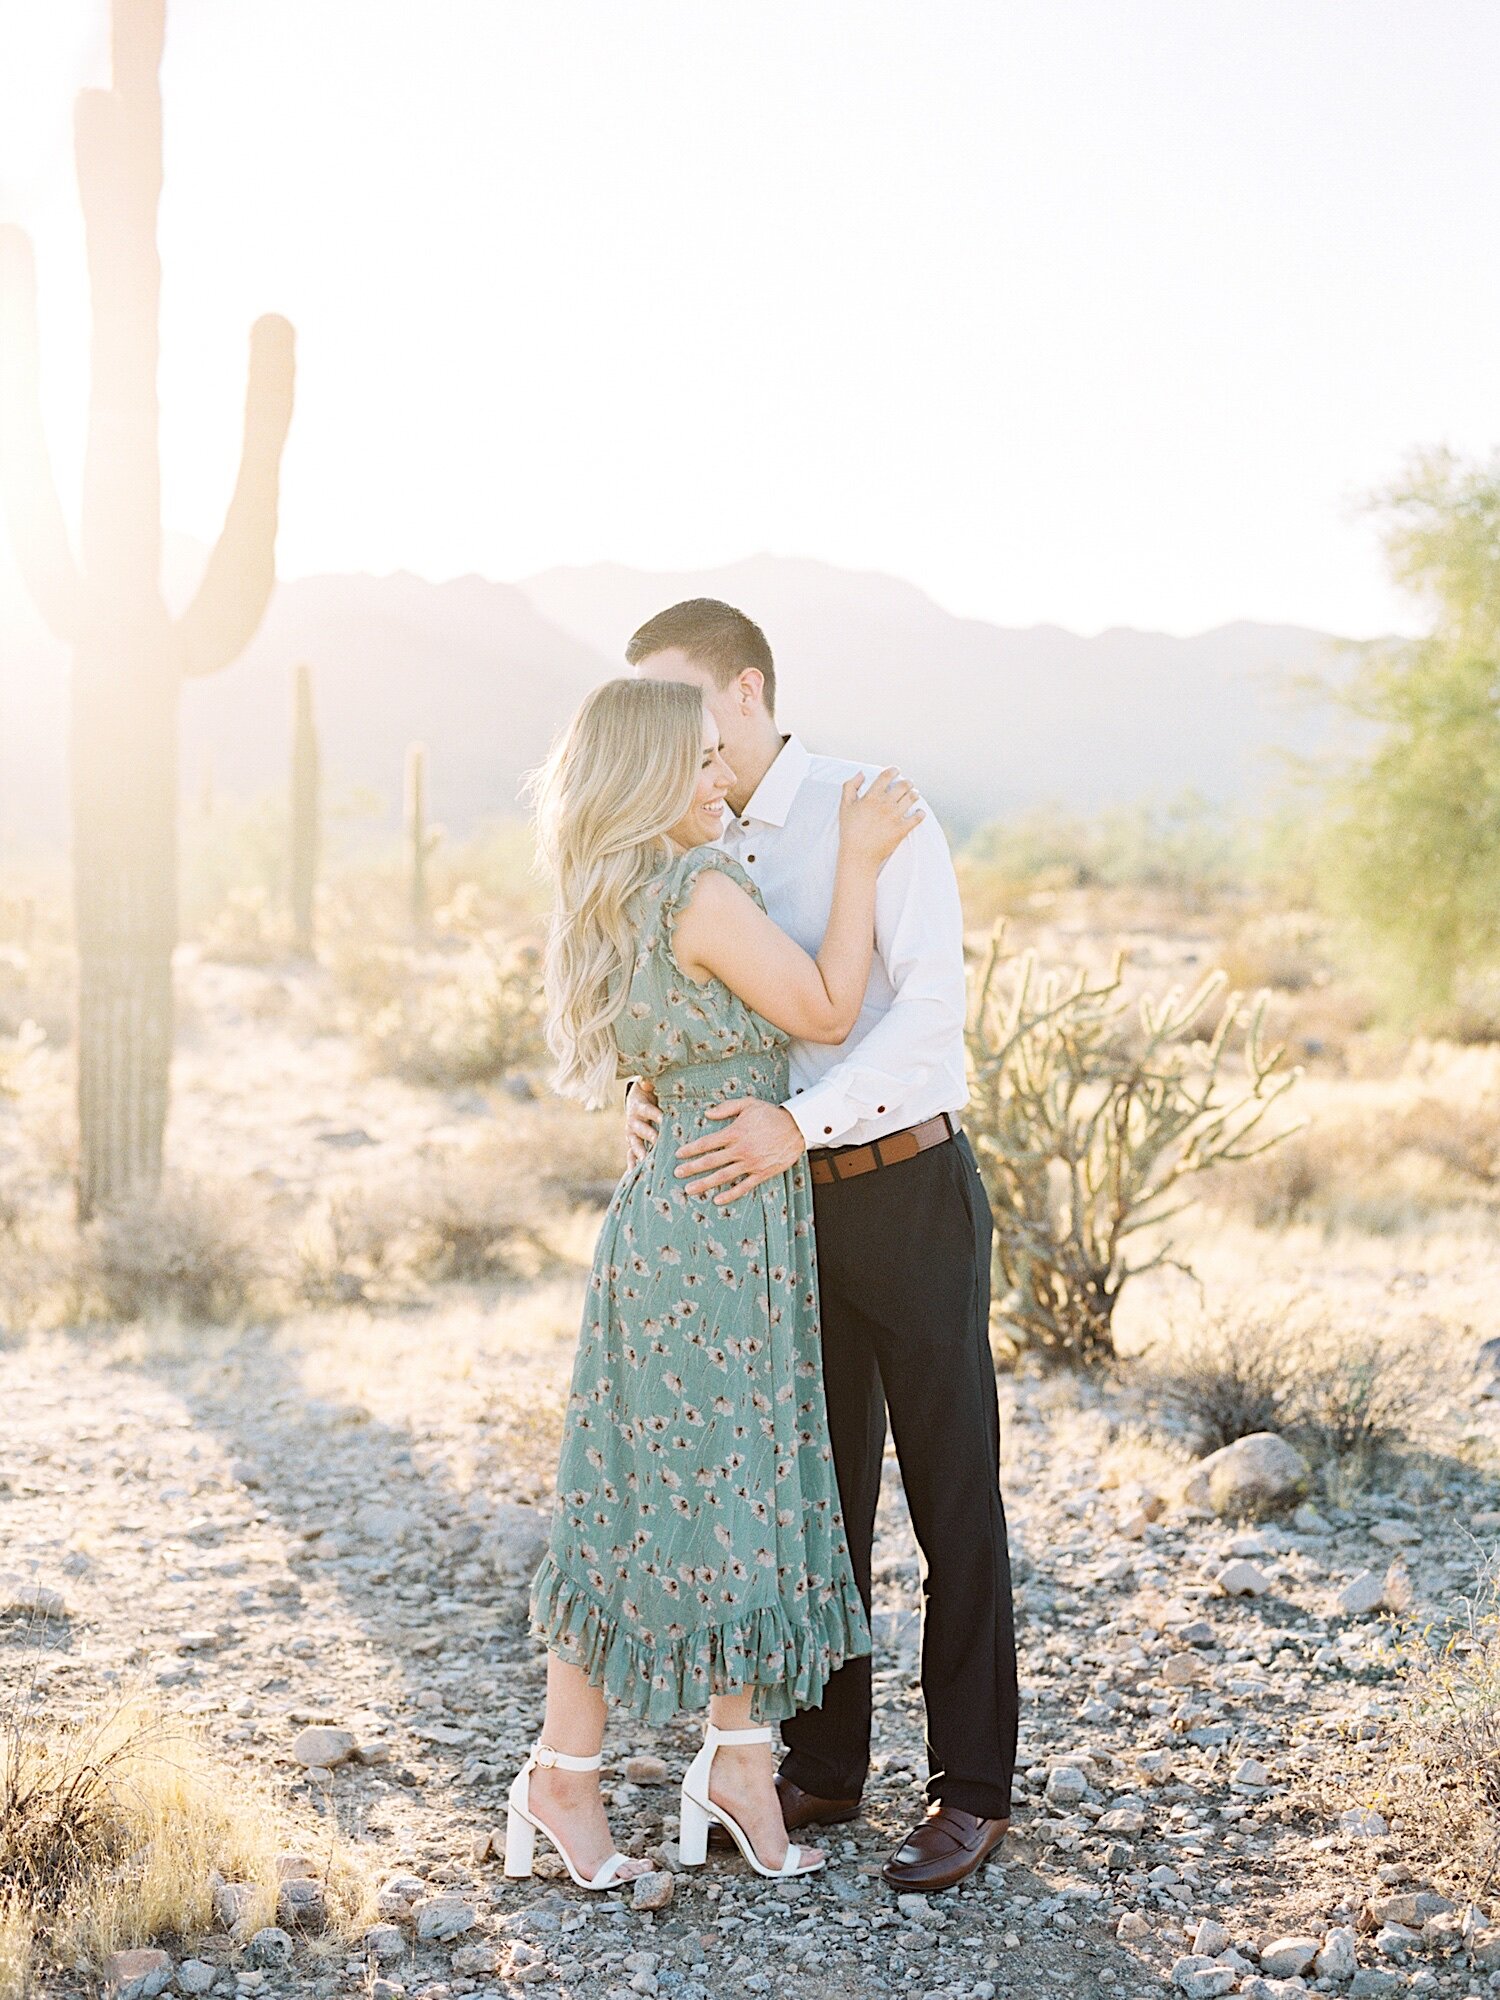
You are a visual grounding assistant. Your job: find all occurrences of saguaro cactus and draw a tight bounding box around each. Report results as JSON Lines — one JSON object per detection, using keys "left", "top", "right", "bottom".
{"left": 0, "top": 0, "right": 295, "bottom": 1218}
{"left": 405, "top": 742, "right": 442, "bottom": 936}
{"left": 289, "top": 664, "right": 319, "bottom": 958}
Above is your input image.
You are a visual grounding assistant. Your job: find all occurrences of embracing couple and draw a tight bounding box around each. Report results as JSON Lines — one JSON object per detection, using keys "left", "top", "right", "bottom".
{"left": 506, "top": 599, "right": 1018, "bottom": 1893}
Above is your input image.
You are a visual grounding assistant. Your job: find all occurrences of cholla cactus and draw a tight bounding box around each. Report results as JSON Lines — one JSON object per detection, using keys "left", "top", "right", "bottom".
{"left": 0, "top": 0, "right": 295, "bottom": 1217}
{"left": 966, "top": 929, "right": 1301, "bottom": 1369}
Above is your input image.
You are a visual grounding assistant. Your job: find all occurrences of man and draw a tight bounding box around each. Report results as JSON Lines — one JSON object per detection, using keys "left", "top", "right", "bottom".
{"left": 625, "top": 598, "right": 1018, "bottom": 1891}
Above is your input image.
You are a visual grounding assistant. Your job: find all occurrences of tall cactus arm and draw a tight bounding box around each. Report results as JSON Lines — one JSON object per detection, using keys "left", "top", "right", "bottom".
{"left": 0, "top": 227, "right": 84, "bottom": 643}
{"left": 174, "top": 313, "right": 296, "bottom": 679}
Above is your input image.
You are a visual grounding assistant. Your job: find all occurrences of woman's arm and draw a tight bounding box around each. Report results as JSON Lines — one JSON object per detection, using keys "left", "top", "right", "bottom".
{"left": 672, "top": 770, "right": 921, "bottom": 1043}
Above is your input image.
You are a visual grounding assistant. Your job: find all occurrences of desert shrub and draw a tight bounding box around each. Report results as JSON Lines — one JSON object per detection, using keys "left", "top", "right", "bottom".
{"left": 0, "top": 1022, "right": 45, "bottom": 1103}
{"left": 959, "top": 794, "right": 1255, "bottom": 921}
{"left": 338, "top": 933, "right": 546, "bottom": 1088}
{"left": 403, "top": 1152, "right": 551, "bottom": 1281}
{"left": 1210, "top": 1095, "right": 1500, "bottom": 1232}
{"left": 0, "top": 942, "right": 72, "bottom": 1051}
{"left": 1216, "top": 910, "right": 1335, "bottom": 995}
{"left": 1294, "top": 1324, "right": 1435, "bottom": 1465}
{"left": 72, "top": 1176, "right": 273, "bottom": 1325}
{"left": 1146, "top": 1302, "right": 1436, "bottom": 1468}
{"left": 197, "top": 884, "right": 292, "bottom": 964}
{"left": 510, "top": 1099, "right": 625, "bottom": 1204}
{"left": 0, "top": 1663, "right": 373, "bottom": 1990}
{"left": 179, "top": 791, "right": 290, "bottom": 942}
{"left": 1143, "top": 1308, "right": 1301, "bottom": 1451}
{"left": 294, "top": 1182, "right": 417, "bottom": 1307}
{"left": 966, "top": 932, "right": 1300, "bottom": 1368}
{"left": 295, "top": 1135, "right": 583, "bottom": 1305}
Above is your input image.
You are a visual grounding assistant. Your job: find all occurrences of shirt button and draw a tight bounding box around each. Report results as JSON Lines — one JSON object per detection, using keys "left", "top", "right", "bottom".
{"left": 746, "top": 854, "right": 756, "bottom": 863}
{"left": 824, "top": 1126, "right": 833, "bottom": 1135}
{"left": 877, "top": 1105, "right": 886, "bottom": 1114}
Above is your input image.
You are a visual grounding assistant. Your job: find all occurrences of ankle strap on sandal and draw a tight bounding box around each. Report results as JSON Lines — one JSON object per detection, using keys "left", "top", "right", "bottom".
{"left": 529, "top": 1742, "right": 602, "bottom": 1771}
{"left": 705, "top": 1725, "right": 772, "bottom": 1747}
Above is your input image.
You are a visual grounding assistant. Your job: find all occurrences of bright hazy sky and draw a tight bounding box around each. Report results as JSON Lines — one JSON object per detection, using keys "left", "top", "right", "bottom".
{"left": 1, "top": 1, "right": 1497, "bottom": 638}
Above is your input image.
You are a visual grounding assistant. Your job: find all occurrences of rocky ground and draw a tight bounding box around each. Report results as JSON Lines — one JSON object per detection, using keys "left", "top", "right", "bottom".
{"left": 9, "top": 955, "right": 1500, "bottom": 2000}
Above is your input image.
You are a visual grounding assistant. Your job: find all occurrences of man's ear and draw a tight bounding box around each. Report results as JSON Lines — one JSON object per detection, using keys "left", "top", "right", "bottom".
{"left": 737, "top": 667, "right": 765, "bottom": 714}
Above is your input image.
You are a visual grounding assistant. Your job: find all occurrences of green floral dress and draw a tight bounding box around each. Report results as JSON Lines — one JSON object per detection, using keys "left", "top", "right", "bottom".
{"left": 530, "top": 846, "right": 871, "bottom": 1724}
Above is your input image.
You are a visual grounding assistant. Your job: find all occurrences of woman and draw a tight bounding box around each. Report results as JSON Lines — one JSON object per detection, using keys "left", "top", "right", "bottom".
{"left": 507, "top": 677, "right": 921, "bottom": 1888}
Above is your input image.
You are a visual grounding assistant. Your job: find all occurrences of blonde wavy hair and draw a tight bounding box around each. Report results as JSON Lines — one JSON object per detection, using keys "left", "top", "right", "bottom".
{"left": 530, "top": 677, "right": 705, "bottom": 1106}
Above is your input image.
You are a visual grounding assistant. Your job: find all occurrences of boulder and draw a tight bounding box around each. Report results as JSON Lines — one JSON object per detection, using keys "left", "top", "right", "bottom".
{"left": 1170, "top": 1958, "right": 1237, "bottom": 1998}
{"left": 1258, "top": 1936, "right": 1320, "bottom": 1977}
{"left": 631, "top": 1869, "right": 675, "bottom": 1912}
{"left": 363, "top": 1924, "right": 407, "bottom": 1961}
{"left": 1185, "top": 1433, "right": 1310, "bottom": 1518}
{"left": 451, "top": 1943, "right": 502, "bottom": 1975}
{"left": 486, "top": 1502, "right": 551, "bottom": 1575}
{"left": 1044, "top": 1766, "right": 1088, "bottom": 1808}
{"left": 413, "top": 1894, "right": 478, "bottom": 1942}
{"left": 291, "top": 1725, "right": 356, "bottom": 1769}
{"left": 101, "top": 1949, "right": 173, "bottom": 2000}
{"left": 276, "top": 1878, "right": 326, "bottom": 1930}
{"left": 1315, "top": 1926, "right": 1358, "bottom": 1979}
{"left": 1367, "top": 1891, "right": 1454, "bottom": 1927}
{"left": 1374, "top": 1921, "right": 1420, "bottom": 1960}
{"left": 246, "top": 1928, "right": 294, "bottom": 1968}
{"left": 1216, "top": 1560, "right": 1272, "bottom": 1597}
{"left": 212, "top": 1881, "right": 257, "bottom": 1930}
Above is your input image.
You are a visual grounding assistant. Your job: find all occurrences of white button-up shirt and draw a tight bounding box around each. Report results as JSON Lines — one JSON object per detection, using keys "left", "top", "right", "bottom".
{"left": 717, "top": 734, "right": 969, "bottom": 1151}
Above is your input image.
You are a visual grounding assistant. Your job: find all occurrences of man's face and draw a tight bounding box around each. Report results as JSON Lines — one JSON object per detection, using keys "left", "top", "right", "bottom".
{"left": 633, "top": 647, "right": 756, "bottom": 774}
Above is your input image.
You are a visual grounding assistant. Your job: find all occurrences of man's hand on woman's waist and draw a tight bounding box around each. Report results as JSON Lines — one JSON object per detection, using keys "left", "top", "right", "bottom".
{"left": 675, "top": 1099, "right": 807, "bottom": 1206}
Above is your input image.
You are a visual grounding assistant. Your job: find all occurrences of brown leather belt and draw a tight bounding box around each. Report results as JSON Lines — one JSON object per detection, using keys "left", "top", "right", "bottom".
{"left": 808, "top": 1111, "right": 957, "bottom": 1186}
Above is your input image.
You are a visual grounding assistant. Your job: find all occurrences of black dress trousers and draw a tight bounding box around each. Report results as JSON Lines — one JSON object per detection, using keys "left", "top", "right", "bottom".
{"left": 779, "top": 1131, "right": 1019, "bottom": 1820}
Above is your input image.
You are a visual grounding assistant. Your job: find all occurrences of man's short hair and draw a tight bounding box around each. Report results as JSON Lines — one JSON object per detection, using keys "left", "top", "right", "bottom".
{"left": 625, "top": 598, "right": 777, "bottom": 714}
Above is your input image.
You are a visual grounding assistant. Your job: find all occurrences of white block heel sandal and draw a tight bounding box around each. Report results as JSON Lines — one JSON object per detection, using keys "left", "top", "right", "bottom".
{"left": 678, "top": 1724, "right": 826, "bottom": 1879}
{"left": 504, "top": 1744, "right": 642, "bottom": 1891}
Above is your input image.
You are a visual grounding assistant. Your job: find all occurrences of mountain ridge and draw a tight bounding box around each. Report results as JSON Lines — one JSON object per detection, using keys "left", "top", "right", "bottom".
{"left": 0, "top": 546, "right": 1355, "bottom": 849}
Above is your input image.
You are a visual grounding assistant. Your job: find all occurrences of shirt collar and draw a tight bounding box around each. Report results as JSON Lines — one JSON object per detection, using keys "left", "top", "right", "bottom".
{"left": 738, "top": 733, "right": 811, "bottom": 829}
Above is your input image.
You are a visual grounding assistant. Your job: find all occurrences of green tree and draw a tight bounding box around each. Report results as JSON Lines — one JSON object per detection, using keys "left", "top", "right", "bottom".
{"left": 1324, "top": 449, "right": 1500, "bottom": 1016}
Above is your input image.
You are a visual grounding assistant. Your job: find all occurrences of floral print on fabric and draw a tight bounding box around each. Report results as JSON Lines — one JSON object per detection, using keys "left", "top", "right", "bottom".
{"left": 530, "top": 845, "right": 871, "bottom": 1723}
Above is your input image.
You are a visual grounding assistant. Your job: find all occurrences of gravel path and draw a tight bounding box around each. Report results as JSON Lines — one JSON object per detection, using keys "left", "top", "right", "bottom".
{"left": 10, "top": 956, "right": 1500, "bottom": 2000}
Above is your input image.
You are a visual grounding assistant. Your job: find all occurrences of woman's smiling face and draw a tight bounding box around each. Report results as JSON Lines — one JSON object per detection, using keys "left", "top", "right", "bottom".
{"left": 667, "top": 703, "right": 736, "bottom": 850}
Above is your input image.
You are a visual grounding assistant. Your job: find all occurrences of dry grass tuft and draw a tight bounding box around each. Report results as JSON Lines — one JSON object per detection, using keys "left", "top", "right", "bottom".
{"left": 1343, "top": 1570, "right": 1500, "bottom": 1899}
{"left": 75, "top": 1177, "right": 275, "bottom": 1326}
{"left": 0, "top": 1662, "right": 374, "bottom": 1991}
{"left": 1143, "top": 1298, "right": 1439, "bottom": 1470}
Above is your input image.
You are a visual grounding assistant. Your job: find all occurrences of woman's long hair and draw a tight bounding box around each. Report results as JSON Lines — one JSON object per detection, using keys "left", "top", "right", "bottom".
{"left": 529, "top": 677, "right": 704, "bottom": 1106}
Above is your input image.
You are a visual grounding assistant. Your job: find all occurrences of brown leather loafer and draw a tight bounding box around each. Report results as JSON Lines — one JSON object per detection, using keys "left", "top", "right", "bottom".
{"left": 775, "top": 1772, "right": 863, "bottom": 1830}
{"left": 881, "top": 1804, "right": 1010, "bottom": 1890}
{"left": 707, "top": 1772, "right": 862, "bottom": 1850}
